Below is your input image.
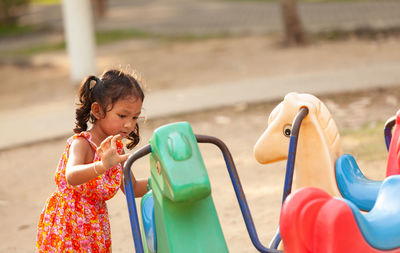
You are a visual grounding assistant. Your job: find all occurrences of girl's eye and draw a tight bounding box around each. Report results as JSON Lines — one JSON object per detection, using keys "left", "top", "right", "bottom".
{"left": 118, "top": 114, "right": 127, "bottom": 118}
{"left": 132, "top": 116, "right": 138, "bottom": 120}
{"left": 283, "top": 124, "right": 292, "bottom": 137}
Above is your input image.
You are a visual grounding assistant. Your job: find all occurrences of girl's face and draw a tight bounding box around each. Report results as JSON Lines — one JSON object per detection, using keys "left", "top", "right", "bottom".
{"left": 94, "top": 96, "right": 143, "bottom": 139}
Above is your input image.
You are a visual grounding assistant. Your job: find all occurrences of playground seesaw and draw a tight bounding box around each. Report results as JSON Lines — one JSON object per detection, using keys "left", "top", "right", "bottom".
{"left": 254, "top": 93, "right": 400, "bottom": 252}
{"left": 123, "top": 121, "right": 283, "bottom": 253}
{"left": 123, "top": 92, "right": 400, "bottom": 253}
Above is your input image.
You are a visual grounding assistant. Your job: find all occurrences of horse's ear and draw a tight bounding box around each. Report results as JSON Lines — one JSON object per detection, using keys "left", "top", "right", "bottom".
{"left": 284, "top": 92, "right": 313, "bottom": 111}
{"left": 283, "top": 92, "right": 299, "bottom": 102}
{"left": 268, "top": 101, "right": 283, "bottom": 124}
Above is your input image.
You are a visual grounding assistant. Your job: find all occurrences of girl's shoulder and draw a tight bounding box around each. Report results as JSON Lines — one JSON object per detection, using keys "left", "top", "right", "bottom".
{"left": 67, "top": 132, "right": 97, "bottom": 151}
{"left": 66, "top": 132, "right": 98, "bottom": 163}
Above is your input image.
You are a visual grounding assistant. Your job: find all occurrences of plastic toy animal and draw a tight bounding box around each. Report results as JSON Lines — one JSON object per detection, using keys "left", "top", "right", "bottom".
{"left": 254, "top": 92, "right": 385, "bottom": 211}
{"left": 254, "top": 92, "right": 343, "bottom": 196}
{"left": 124, "top": 122, "right": 284, "bottom": 253}
{"left": 280, "top": 112, "right": 400, "bottom": 252}
{"left": 138, "top": 122, "right": 229, "bottom": 253}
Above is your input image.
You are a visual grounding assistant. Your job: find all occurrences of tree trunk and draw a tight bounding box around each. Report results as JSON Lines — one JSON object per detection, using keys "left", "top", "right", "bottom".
{"left": 280, "top": 0, "right": 306, "bottom": 46}
{"left": 0, "top": 0, "right": 29, "bottom": 26}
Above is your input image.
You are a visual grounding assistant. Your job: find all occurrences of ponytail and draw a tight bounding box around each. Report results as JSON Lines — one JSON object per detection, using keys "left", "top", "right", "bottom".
{"left": 73, "top": 76, "right": 100, "bottom": 133}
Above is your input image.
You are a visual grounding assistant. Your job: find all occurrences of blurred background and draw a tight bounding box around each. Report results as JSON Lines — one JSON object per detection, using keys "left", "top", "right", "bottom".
{"left": 1, "top": 0, "right": 400, "bottom": 252}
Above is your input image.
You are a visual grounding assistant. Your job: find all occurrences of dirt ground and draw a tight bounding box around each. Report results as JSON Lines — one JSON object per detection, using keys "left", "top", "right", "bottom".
{"left": 1, "top": 35, "right": 400, "bottom": 252}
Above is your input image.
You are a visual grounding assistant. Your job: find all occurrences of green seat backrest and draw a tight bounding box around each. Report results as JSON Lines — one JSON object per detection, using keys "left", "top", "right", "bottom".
{"left": 147, "top": 122, "right": 229, "bottom": 253}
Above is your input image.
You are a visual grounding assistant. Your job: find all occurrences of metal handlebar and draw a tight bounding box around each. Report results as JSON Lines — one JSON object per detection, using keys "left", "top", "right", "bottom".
{"left": 196, "top": 135, "right": 281, "bottom": 253}
{"left": 268, "top": 107, "right": 309, "bottom": 249}
{"left": 123, "top": 144, "right": 151, "bottom": 253}
{"left": 384, "top": 116, "right": 396, "bottom": 151}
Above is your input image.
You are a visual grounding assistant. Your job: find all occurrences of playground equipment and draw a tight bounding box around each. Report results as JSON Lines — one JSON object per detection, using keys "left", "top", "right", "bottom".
{"left": 255, "top": 94, "right": 400, "bottom": 252}
{"left": 138, "top": 123, "right": 228, "bottom": 253}
{"left": 280, "top": 176, "right": 400, "bottom": 252}
{"left": 123, "top": 93, "right": 400, "bottom": 253}
{"left": 386, "top": 111, "right": 400, "bottom": 176}
{"left": 253, "top": 92, "right": 391, "bottom": 212}
{"left": 123, "top": 122, "right": 283, "bottom": 253}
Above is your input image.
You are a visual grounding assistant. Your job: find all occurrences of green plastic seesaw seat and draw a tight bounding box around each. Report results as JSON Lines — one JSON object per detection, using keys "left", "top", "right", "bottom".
{"left": 144, "top": 121, "right": 229, "bottom": 253}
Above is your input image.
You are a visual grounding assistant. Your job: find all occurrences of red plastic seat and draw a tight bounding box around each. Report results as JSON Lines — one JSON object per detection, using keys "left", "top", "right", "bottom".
{"left": 386, "top": 110, "right": 400, "bottom": 176}
{"left": 280, "top": 186, "right": 400, "bottom": 253}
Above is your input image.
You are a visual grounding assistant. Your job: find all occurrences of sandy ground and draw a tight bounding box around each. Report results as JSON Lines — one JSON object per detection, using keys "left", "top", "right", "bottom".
{"left": 1, "top": 35, "right": 400, "bottom": 252}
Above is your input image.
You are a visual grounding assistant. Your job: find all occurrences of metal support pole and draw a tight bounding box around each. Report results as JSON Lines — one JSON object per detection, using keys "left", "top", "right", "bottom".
{"left": 384, "top": 116, "right": 396, "bottom": 151}
{"left": 123, "top": 144, "right": 151, "bottom": 253}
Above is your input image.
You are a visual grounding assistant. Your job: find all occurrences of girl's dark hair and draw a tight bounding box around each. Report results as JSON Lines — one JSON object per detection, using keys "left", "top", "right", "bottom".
{"left": 74, "top": 69, "right": 145, "bottom": 149}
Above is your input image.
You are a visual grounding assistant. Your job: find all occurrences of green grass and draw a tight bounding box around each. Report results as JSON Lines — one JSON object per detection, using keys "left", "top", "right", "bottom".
{"left": 14, "top": 41, "right": 66, "bottom": 55}
{"left": 96, "top": 29, "right": 235, "bottom": 44}
{"left": 2, "top": 28, "right": 237, "bottom": 57}
{"left": 95, "top": 29, "right": 154, "bottom": 45}
{"left": 313, "top": 27, "right": 400, "bottom": 41}
{"left": 0, "top": 24, "right": 38, "bottom": 38}
{"left": 340, "top": 121, "right": 388, "bottom": 162}
{"left": 31, "top": 0, "right": 60, "bottom": 5}
{"left": 316, "top": 0, "right": 379, "bottom": 1}
{"left": 224, "top": 0, "right": 386, "bottom": 2}
{"left": 3, "top": 23, "right": 399, "bottom": 57}
{"left": 2, "top": 29, "right": 154, "bottom": 57}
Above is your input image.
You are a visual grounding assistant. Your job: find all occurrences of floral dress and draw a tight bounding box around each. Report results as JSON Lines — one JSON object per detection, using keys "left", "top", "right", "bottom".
{"left": 37, "top": 132, "right": 123, "bottom": 252}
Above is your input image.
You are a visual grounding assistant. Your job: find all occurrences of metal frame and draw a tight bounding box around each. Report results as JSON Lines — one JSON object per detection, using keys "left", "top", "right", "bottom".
{"left": 122, "top": 107, "right": 309, "bottom": 253}
{"left": 268, "top": 107, "right": 309, "bottom": 249}
{"left": 123, "top": 144, "right": 151, "bottom": 253}
{"left": 196, "top": 135, "right": 281, "bottom": 253}
{"left": 384, "top": 116, "right": 396, "bottom": 151}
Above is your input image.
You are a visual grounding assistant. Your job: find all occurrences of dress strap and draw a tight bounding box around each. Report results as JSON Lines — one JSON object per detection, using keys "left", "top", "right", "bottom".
{"left": 69, "top": 132, "right": 98, "bottom": 156}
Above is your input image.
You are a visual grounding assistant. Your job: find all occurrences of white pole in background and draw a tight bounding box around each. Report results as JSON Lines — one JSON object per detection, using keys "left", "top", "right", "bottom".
{"left": 61, "top": 0, "right": 97, "bottom": 83}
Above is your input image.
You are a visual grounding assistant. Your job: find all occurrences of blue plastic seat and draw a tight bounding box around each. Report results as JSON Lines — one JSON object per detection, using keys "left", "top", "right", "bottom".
{"left": 341, "top": 175, "right": 400, "bottom": 250}
{"left": 141, "top": 191, "right": 157, "bottom": 253}
{"left": 335, "top": 154, "right": 381, "bottom": 211}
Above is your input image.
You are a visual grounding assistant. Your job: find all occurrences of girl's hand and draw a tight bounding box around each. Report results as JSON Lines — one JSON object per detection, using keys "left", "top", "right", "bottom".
{"left": 98, "top": 134, "right": 130, "bottom": 172}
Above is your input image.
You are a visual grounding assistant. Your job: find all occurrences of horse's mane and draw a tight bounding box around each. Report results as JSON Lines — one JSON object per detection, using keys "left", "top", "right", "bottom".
{"left": 311, "top": 95, "right": 340, "bottom": 150}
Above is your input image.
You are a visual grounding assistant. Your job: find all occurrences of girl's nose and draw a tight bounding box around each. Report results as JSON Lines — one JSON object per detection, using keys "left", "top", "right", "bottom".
{"left": 124, "top": 121, "right": 133, "bottom": 129}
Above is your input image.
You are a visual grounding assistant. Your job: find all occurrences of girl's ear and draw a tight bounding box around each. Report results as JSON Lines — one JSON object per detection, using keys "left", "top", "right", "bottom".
{"left": 91, "top": 102, "right": 104, "bottom": 119}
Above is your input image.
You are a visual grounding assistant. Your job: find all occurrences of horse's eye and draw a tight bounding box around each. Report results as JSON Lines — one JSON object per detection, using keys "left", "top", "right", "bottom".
{"left": 283, "top": 124, "right": 292, "bottom": 137}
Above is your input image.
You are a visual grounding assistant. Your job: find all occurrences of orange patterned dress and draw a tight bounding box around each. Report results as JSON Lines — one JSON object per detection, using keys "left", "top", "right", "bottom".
{"left": 37, "top": 132, "right": 123, "bottom": 252}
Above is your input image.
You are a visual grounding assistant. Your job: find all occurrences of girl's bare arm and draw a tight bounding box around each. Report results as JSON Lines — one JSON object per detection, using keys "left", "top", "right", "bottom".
{"left": 66, "top": 135, "right": 129, "bottom": 186}
{"left": 65, "top": 137, "right": 101, "bottom": 186}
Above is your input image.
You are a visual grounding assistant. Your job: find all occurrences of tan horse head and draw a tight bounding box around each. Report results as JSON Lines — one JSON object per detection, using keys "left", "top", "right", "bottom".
{"left": 254, "top": 92, "right": 342, "bottom": 196}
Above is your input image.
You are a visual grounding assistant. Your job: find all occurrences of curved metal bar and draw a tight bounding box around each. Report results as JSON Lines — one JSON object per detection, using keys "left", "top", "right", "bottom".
{"left": 268, "top": 228, "right": 281, "bottom": 249}
{"left": 268, "top": 107, "right": 309, "bottom": 248}
{"left": 196, "top": 135, "right": 282, "bottom": 253}
{"left": 384, "top": 116, "right": 396, "bottom": 151}
{"left": 281, "top": 107, "right": 309, "bottom": 204}
{"left": 123, "top": 144, "right": 151, "bottom": 253}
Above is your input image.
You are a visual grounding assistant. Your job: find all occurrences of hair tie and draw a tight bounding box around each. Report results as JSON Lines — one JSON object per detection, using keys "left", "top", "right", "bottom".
{"left": 89, "top": 76, "right": 101, "bottom": 90}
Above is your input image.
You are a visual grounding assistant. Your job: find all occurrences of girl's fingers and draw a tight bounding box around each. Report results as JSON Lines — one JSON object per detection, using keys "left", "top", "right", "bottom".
{"left": 111, "top": 134, "right": 121, "bottom": 149}
{"left": 100, "top": 135, "right": 113, "bottom": 149}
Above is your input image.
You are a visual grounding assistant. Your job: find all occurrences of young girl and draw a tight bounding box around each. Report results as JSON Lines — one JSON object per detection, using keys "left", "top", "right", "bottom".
{"left": 37, "top": 69, "right": 149, "bottom": 252}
